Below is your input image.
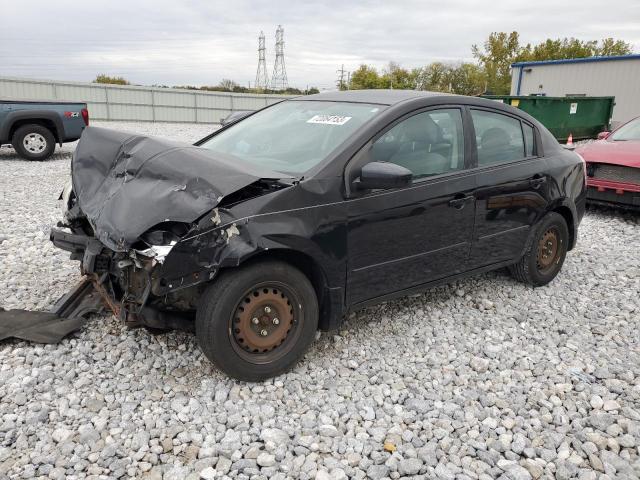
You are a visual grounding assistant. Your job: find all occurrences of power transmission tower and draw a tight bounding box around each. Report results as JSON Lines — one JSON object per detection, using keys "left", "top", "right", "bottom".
{"left": 271, "top": 25, "right": 288, "bottom": 90}
{"left": 255, "top": 31, "right": 269, "bottom": 91}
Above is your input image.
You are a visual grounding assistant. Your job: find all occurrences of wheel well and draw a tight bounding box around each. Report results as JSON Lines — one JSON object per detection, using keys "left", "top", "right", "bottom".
{"left": 10, "top": 119, "right": 59, "bottom": 144}
{"left": 240, "top": 249, "right": 334, "bottom": 330}
{"left": 552, "top": 206, "right": 575, "bottom": 250}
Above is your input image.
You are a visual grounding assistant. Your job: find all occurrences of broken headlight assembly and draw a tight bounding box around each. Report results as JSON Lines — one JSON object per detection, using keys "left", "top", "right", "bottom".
{"left": 136, "top": 222, "right": 192, "bottom": 263}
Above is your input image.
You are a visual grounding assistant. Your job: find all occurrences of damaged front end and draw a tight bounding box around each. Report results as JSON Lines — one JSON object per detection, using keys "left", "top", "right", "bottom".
{"left": 51, "top": 127, "right": 292, "bottom": 330}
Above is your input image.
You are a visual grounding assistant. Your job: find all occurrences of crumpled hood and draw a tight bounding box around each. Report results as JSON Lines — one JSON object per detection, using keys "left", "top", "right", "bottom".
{"left": 72, "top": 127, "right": 283, "bottom": 251}
{"left": 576, "top": 140, "right": 640, "bottom": 168}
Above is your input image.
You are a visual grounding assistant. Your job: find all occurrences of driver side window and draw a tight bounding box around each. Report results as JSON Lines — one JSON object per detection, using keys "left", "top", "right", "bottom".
{"left": 371, "top": 109, "right": 465, "bottom": 179}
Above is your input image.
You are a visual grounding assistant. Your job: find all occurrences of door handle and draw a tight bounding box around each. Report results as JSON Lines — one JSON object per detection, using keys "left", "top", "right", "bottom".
{"left": 529, "top": 177, "right": 547, "bottom": 189}
{"left": 448, "top": 195, "right": 474, "bottom": 209}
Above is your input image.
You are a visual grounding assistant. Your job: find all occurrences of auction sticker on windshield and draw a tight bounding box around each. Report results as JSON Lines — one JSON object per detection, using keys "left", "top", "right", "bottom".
{"left": 307, "top": 115, "right": 352, "bottom": 125}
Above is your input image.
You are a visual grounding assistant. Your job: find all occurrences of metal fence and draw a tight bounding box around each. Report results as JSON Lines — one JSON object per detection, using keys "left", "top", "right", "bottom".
{"left": 0, "top": 76, "right": 293, "bottom": 124}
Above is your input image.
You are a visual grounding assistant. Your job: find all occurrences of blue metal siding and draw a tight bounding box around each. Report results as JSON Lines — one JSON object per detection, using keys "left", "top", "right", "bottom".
{"left": 511, "top": 54, "right": 640, "bottom": 68}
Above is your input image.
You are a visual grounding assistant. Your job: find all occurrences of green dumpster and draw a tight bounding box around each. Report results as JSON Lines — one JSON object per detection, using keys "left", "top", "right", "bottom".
{"left": 482, "top": 95, "right": 615, "bottom": 142}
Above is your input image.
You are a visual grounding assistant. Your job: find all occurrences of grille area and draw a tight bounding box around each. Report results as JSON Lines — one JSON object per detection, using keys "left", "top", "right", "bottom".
{"left": 588, "top": 163, "right": 640, "bottom": 185}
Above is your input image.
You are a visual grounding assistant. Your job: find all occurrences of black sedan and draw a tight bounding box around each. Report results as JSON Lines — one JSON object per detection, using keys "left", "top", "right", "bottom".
{"left": 51, "top": 90, "right": 587, "bottom": 380}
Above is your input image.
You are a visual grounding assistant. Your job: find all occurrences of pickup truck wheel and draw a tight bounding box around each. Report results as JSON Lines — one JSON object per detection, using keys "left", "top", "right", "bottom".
{"left": 196, "top": 261, "right": 318, "bottom": 381}
{"left": 12, "top": 124, "right": 55, "bottom": 161}
{"left": 509, "top": 212, "right": 569, "bottom": 286}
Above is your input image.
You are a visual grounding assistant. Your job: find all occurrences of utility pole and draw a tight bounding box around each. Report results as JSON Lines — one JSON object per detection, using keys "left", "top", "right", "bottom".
{"left": 336, "top": 64, "right": 346, "bottom": 90}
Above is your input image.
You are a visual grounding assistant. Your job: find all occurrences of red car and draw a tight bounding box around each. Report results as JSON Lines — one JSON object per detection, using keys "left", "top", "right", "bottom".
{"left": 576, "top": 116, "right": 640, "bottom": 210}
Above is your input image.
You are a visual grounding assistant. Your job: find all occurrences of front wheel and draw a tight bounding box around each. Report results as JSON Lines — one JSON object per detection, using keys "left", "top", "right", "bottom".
{"left": 509, "top": 212, "right": 569, "bottom": 286}
{"left": 196, "top": 261, "right": 318, "bottom": 381}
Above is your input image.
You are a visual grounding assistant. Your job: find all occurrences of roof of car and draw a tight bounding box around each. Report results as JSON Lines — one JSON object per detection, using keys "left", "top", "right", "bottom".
{"left": 295, "top": 89, "right": 451, "bottom": 105}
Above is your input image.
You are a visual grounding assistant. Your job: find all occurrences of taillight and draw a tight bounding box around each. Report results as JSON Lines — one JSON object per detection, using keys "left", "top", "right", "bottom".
{"left": 81, "top": 108, "right": 89, "bottom": 126}
{"left": 575, "top": 152, "right": 587, "bottom": 187}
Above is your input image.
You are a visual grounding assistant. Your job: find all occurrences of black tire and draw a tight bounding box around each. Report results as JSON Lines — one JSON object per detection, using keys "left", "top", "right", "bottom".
{"left": 196, "top": 261, "right": 318, "bottom": 381}
{"left": 11, "top": 124, "right": 55, "bottom": 161}
{"left": 509, "top": 212, "right": 569, "bottom": 286}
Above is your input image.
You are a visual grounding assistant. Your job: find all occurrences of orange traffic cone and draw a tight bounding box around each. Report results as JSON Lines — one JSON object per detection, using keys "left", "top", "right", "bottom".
{"left": 566, "top": 133, "right": 573, "bottom": 146}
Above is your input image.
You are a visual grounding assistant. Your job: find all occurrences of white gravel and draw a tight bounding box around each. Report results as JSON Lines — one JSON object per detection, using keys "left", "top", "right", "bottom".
{"left": 1, "top": 121, "right": 639, "bottom": 480}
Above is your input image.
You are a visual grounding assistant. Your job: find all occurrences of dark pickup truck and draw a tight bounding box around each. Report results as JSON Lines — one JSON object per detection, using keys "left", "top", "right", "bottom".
{"left": 0, "top": 100, "right": 89, "bottom": 160}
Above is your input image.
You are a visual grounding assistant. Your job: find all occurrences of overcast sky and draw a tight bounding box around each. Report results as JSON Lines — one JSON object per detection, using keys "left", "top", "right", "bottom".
{"left": 2, "top": 0, "right": 639, "bottom": 90}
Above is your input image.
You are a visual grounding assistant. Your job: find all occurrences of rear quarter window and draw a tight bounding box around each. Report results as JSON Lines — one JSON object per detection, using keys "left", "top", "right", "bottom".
{"left": 523, "top": 123, "right": 536, "bottom": 157}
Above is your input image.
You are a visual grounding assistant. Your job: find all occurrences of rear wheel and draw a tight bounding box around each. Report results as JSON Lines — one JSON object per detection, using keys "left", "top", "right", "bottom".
{"left": 509, "top": 212, "right": 569, "bottom": 286}
{"left": 196, "top": 261, "right": 318, "bottom": 381}
{"left": 12, "top": 124, "right": 55, "bottom": 161}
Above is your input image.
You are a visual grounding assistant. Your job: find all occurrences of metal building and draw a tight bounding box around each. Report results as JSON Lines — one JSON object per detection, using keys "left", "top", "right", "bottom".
{"left": 510, "top": 54, "right": 640, "bottom": 126}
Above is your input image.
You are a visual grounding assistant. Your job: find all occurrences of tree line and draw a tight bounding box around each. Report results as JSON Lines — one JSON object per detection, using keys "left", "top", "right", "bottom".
{"left": 93, "top": 75, "right": 319, "bottom": 95}
{"left": 348, "top": 32, "right": 633, "bottom": 95}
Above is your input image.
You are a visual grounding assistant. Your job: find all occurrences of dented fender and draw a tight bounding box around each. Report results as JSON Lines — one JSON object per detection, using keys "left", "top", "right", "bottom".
{"left": 152, "top": 199, "right": 348, "bottom": 298}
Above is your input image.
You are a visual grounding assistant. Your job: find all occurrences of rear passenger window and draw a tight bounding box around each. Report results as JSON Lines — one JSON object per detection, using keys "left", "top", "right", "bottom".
{"left": 523, "top": 123, "right": 536, "bottom": 157}
{"left": 471, "top": 110, "right": 525, "bottom": 166}
{"left": 371, "top": 109, "right": 465, "bottom": 179}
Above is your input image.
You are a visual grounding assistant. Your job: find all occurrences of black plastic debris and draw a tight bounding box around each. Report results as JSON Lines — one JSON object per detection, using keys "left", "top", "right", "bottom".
{"left": 0, "top": 309, "right": 85, "bottom": 344}
{"left": 0, "top": 278, "right": 105, "bottom": 344}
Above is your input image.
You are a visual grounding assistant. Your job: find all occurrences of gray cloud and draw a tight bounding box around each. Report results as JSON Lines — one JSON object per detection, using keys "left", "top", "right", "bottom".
{"left": 1, "top": 0, "right": 638, "bottom": 89}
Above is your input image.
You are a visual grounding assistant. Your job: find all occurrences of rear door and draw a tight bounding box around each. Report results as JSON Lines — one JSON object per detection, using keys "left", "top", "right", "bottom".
{"left": 346, "top": 107, "right": 476, "bottom": 305}
{"left": 467, "top": 107, "right": 550, "bottom": 268}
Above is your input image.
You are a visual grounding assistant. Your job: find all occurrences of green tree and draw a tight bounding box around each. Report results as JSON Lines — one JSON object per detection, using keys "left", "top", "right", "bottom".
{"left": 414, "top": 62, "right": 485, "bottom": 95}
{"left": 218, "top": 79, "right": 239, "bottom": 91}
{"left": 523, "top": 38, "right": 595, "bottom": 61}
{"left": 349, "top": 64, "right": 383, "bottom": 89}
{"left": 472, "top": 31, "right": 522, "bottom": 94}
{"left": 597, "top": 38, "right": 633, "bottom": 56}
{"left": 522, "top": 37, "right": 633, "bottom": 61}
{"left": 414, "top": 62, "right": 452, "bottom": 91}
{"left": 447, "top": 63, "right": 486, "bottom": 95}
{"left": 93, "top": 74, "right": 130, "bottom": 85}
{"left": 379, "top": 62, "right": 417, "bottom": 89}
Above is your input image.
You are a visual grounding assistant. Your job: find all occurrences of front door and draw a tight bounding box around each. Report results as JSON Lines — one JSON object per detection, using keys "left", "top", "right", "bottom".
{"left": 346, "top": 107, "right": 476, "bottom": 305}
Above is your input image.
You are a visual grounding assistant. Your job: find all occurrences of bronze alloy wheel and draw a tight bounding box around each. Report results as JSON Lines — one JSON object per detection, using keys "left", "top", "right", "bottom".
{"left": 536, "top": 227, "right": 562, "bottom": 275}
{"left": 230, "top": 282, "right": 301, "bottom": 363}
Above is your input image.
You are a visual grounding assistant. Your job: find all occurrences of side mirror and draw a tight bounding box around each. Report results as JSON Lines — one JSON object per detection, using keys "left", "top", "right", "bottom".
{"left": 597, "top": 131, "right": 610, "bottom": 140}
{"left": 355, "top": 161, "right": 412, "bottom": 190}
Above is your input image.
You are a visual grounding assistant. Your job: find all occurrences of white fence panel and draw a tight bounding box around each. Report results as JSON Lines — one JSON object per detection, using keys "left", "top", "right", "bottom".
{"left": 195, "top": 93, "right": 232, "bottom": 110}
{"left": 0, "top": 76, "right": 293, "bottom": 123}
{"left": 108, "top": 104, "right": 154, "bottom": 121}
{"left": 55, "top": 84, "right": 106, "bottom": 102}
{"left": 0, "top": 78, "right": 55, "bottom": 100}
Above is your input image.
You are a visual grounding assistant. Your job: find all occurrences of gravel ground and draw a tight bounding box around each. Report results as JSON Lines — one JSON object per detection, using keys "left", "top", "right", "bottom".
{"left": 0, "top": 122, "right": 639, "bottom": 480}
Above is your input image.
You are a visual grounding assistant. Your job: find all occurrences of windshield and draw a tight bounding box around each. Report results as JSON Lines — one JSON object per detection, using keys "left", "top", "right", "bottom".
{"left": 610, "top": 117, "right": 640, "bottom": 141}
{"left": 200, "top": 100, "right": 384, "bottom": 175}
